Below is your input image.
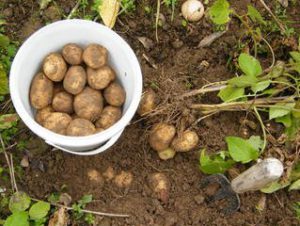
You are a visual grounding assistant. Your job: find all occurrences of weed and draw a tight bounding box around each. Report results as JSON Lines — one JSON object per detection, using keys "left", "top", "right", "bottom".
{"left": 119, "top": 0, "right": 136, "bottom": 14}
{"left": 163, "top": 0, "right": 177, "bottom": 21}
{"left": 72, "top": 194, "right": 94, "bottom": 224}
{"left": 294, "top": 202, "right": 300, "bottom": 219}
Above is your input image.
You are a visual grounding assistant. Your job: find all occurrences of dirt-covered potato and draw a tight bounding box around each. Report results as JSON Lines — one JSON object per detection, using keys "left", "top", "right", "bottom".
{"left": 30, "top": 72, "right": 54, "bottom": 109}
{"left": 43, "top": 112, "right": 72, "bottom": 135}
{"left": 114, "top": 171, "right": 133, "bottom": 188}
{"left": 104, "top": 82, "right": 126, "bottom": 107}
{"left": 63, "top": 66, "right": 86, "bottom": 95}
{"left": 95, "top": 106, "right": 122, "bottom": 129}
{"left": 52, "top": 91, "right": 74, "bottom": 114}
{"left": 83, "top": 44, "right": 108, "bottom": 69}
{"left": 73, "top": 87, "right": 103, "bottom": 122}
{"left": 138, "top": 88, "right": 157, "bottom": 116}
{"left": 66, "top": 118, "right": 96, "bottom": 136}
{"left": 62, "top": 43, "right": 83, "bottom": 65}
{"left": 43, "top": 53, "right": 67, "bottom": 81}
{"left": 148, "top": 173, "right": 170, "bottom": 204}
{"left": 35, "top": 106, "right": 54, "bottom": 125}
{"left": 87, "top": 169, "right": 104, "bottom": 184}
{"left": 158, "top": 148, "right": 176, "bottom": 160}
{"left": 87, "top": 66, "right": 116, "bottom": 90}
{"left": 171, "top": 130, "right": 199, "bottom": 152}
{"left": 149, "top": 123, "right": 176, "bottom": 152}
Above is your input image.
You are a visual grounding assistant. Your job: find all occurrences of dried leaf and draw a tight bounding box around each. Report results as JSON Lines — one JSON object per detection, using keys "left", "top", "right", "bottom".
{"left": 39, "top": 0, "right": 53, "bottom": 10}
{"left": 277, "top": 0, "right": 288, "bottom": 7}
{"left": 0, "top": 114, "right": 19, "bottom": 130}
{"left": 99, "top": 0, "right": 120, "bottom": 28}
{"left": 137, "top": 37, "right": 154, "bottom": 50}
{"left": 48, "top": 207, "right": 68, "bottom": 226}
{"left": 198, "top": 30, "right": 227, "bottom": 48}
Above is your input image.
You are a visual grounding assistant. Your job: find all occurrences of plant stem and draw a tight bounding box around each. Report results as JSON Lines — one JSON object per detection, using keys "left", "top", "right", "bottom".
{"left": 155, "top": 0, "right": 161, "bottom": 42}
{"left": 180, "top": 81, "right": 227, "bottom": 98}
{"left": 67, "top": 0, "right": 81, "bottom": 19}
{"left": 254, "top": 107, "right": 267, "bottom": 152}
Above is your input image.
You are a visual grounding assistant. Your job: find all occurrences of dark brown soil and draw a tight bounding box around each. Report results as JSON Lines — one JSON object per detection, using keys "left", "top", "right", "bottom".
{"left": 1, "top": 0, "right": 300, "bottom": 225}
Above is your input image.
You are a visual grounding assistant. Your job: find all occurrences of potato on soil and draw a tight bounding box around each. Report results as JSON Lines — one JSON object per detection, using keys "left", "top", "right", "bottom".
{"left": 103, "top": 166, "right": 115, "bottom": 181}
{"left": 138, "top": 88, "right": 157, "bottom": 116}
{"left": 149, "top": 123, "right": 176, "bottom": 152}
{"left": 52, "top": 91, "right": 74, "bottom": 114}
{"left": 83, "top": 44, "right": 108, "bottom": 69}
{"left": 63, "top": 66, "right": 86, "bottom": 95}
{"left": 66, "top": 118, "right": 96, "bottom": 136}
{"left": 43, "top": 112, "right": 72, "bottom": 135}
{"left": 87, "top": 169, "right": 104, "bottom": 184}
{"left": 43, "top": 53, "right": 67, "bottom": 82}
{"left": 35, "top": 106, "right": 54, "bottom": 125}
{"left": 148, "top": 173, "right": 170, "bottom": 204}
{"left": 73, "top": 87, "right": 103, "bottom": 122}
{"left": 87, "top": 66, "right": 116, "bottom": 90}
{"left": 114, "top": 171, "right": 133, "bottom": 188}
{"left": 104, "top": 82, "right": 126, "bottom": 107}
{"left": 30, "top": 72, "right": 54, "bottom": 109}
{"left": 95, "top": 106, "right": 122, "bottom": 129}
{"left": 158, "top": 148, "right": 176, "bottom": 160}
{"left": 62, "top": 43, "right": 83, "bottom": 65}
{"left": 171, "top": 130, "right": 199, "bottom": 152}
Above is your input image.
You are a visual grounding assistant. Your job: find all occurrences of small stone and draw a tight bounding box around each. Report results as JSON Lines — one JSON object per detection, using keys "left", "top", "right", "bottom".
{"left": 172, "top": 40, "right": 184, "bottom": 49}
{"left": 20, "top": 156, "right": 29, "bottom": 168}
{"left": 194, "top": 194, "right": 205, "bottom": 205}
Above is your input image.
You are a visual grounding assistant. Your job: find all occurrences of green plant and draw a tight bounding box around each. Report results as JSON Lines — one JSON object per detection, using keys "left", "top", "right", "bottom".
{"left": 119, "top": 0, "right": 136, "bottom": 14}
{"left": 163, "top": 0, "right": 177, "bottom": 21}
{"left": 293, "top": 202, "right": 300, "bottom": 219}
{"left": 72, "top": 195, "right": 94, "bottom": 224}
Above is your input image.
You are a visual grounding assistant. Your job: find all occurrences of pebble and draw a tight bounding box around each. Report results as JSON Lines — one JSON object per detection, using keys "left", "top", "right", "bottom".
{"left": 194, "top": 194, "right": 205, "bottom": 205}
{"left": 172, "top": 39, "right": 184, "bottom": 49}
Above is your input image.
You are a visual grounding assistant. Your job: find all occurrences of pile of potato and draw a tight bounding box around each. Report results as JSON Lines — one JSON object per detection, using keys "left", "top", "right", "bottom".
{"left": 30, "top": 43, "right": 126, "bottom": 136}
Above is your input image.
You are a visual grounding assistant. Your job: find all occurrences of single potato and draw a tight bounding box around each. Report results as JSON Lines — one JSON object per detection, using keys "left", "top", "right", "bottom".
{"left": 63, "top": 66, "right": 87, "bottom": 95}
{"left": 149, "top": 123, "right": 176, "bottom": 152}
{"left": 148, "top": 173, "right": 170, "bottom": 204}
{"left": 73, "top": 87, "right": 103, "bottom": 122}
{"left": 104, "top": 82, "right": 126, "bottom": 107}
{"left": 95, "top": 106, "right": 122, "bottom": 129}
{"left": 87, "top": 66, "right": 116, "bottom": 90}
{"left": 62, "top": 43, "right": 83, "bottom": 65}
{"left": 171, "top": 130, "right": 199, "bottom": 152}
{"left": 35, "top": 106, "right": 54, "bottom": 125}
{"left": 30, "top": 72, "right": 54, "bottom": 109}
{"left": 52, "top": 91, "right": 74, "bottom": 114}
{"left": 66, "top": 118, "right": 96, "bottom": 136}
{"left": 114, "top": 171, "right": 133, "bottom": 188}
{"left": 83, "top": 44, "right": 108, "bottom": 69}
{"left": 43, "top": 112, "right": 72, "bottom": 135}
{"left": 158, "top": 148, "right": 176, "bottom": 160}
{"left": 138, "top": 88, "right": 157, "bottom": 116}
{"left": 43, "top": 53, "right": 67, "bottom": 81}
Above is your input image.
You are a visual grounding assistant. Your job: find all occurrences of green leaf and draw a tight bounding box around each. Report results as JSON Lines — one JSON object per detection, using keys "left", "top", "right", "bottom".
{"left": 238, "top": 53, "right": 262, "bottom": 77}
{"left": 290, "top": 51, "right": 300, "bottom": 62}
{"left": 262, "top": 88, "right": 277, "bottom": 95}
{"left": 276, "top": 113, "right": 292, "bottom": 127}
{"left": 251, "top": 80, "right": 271, "bottom": 93}
{"left": 260, "top": 181, "right": 290, "bottom": 193}
{"left": 29, "top": 201, "right": 50, "bottom": 220}
{"left": 226, "top": 136, "right": 259, "bottom": 163}
{"left": 291, "top": 162, "right": 300, "bottom": 181}
{"left": 218, "top": 86, "right": 244, "bottom": 102}
{"left": 0, "top": 64, "right": 8, "bottom": 95}
{"left": 292, "top": 101, "right": 300, "bottom": 118}
{"left": 247, "top": 5, "right": 266, "bottom": 25}
{"left": 199, "top": 149, "right": 235, "bottom": 174}
{"left": 269, "top": 103, "right": 295, "bottom": 120}
{"left": 209, "top": 0, "right": 231, "bottom": 25}
{"left": 0, "top": 34, "right": 10, "bottom": 48}
{"left": 247, "top": 136, "right": 263, "bottom": 150}
{"left": 78, "top": 195, "right": 93, "bottom": 206}
{"left": 228, "top": 75, "right": 258, "bottom": 88}
{"left": 286, "top": 116, "right": 300, "bottom": 140}
{"left": 4, "top": 211, "right": 29, "bottom": 226}
{"left": 9, "top": 192, "right": 31, "bottom": 213}
{"left": 289, "top": 179, "right": 300, "bottom": 191}
{"left": 0, "top": 114, "right": 19, "bottom": 130}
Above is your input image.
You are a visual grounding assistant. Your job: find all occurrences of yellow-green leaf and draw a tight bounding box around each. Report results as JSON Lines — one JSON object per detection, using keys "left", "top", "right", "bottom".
{"left": 0, "top": 114, "right": 19, "bottom": 130}
{"left": 0, "top": 64, "right": 8, "bottom": 95}
{"left": 99, "top": 0, "right": 120, "bottom": 28}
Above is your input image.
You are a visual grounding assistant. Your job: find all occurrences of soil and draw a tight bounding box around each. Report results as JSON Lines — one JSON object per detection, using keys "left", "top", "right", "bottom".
{"left": 1, "top": 0, "right": 300, "bottom": 225}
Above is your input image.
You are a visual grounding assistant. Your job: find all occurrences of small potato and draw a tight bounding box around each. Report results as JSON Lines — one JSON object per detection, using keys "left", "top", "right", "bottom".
{"left": 66, "top": 118, "right": 96, "bottom": 136}
{"left": 103, "top": 166, "right": 115, "bottom": 181}
{"left": 104, "top": 82, "right": 126, "bottom": 107}
{"left": 114, "top": 171, "right": 133, "bottom": 188}
{"left": 62, "top": 43, "right": 83, "bottom": 65}
{"left": 95, "top": 106, "right": 122, "bottom": 129}
{"left": 30, "top": 72, "right": 54, "bottom": 109}
{"left": 52, "top": 91, "right": 74, "bottom": 114}
{"left": 171, "top": 130, "right": 199, "bottom": 152}
{"left": 87, "top": 169, "right": 104, "bottom": 184}
{"left": 43, "top": 112, "right": 72, "bottom": 135}
{"left": 83, "top": 44, "right": 108, "bottom": 69}
{"left": 148, "top": 173, "right": 170, "bottom": 204}
{"left": 87, "top": 66, "right": 116, "bottom": 90}
{"left": 158, "top": 148, "right": 176, "bottom": 160}
{"left": 95, "top": 128, "right": 105, "bottom": 133}
{"left": 35, "top": 106, "right": 54, "bottom": 125}
{"left": 149, "top": 123, "right": 176, "bottom": 152}
{"left": 43, "top": 53, "right": 67, "bottom": 81}
{"left": 138, "top": 88, "right": 157, "bottom": 116}
{"left": 73, "top": 87, "right": 103, "bottom": 122}
{"left": 63, "top": 66, "right": 87, "bottom": 95}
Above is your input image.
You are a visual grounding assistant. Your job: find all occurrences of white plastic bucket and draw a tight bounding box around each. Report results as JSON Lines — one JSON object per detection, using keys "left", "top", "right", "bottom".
{"left": 9, "top": 19, "right": 143, "bottom": 155}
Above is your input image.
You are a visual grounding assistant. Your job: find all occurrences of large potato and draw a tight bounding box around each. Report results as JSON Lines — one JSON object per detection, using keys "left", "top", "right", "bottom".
{"left": 62, "top": 43, "right": 83, "bottom": 65}
{"left": 63, "top": 66, "right": 86, "bottom": 95}
{"left": 171, "top": 130, "right": 199, "bottom": 152}
{"left": 43, "top": 53, "right": 67, "bottom": 81}
{"left": 43, "top": 112, "right": 72, "bottom": 135}
{"left": 73, "top": 87, "right": 103, "bottom": 122}
{"left": 82, "top": 44, "right": 108, "bottom": 69}
{"left": 66, "top": 118, "right": 96, "bottom": 136}
{"left": 95, "top": 106, "right": 122, "bottom": 129}
{"left": 52, "top": 91, "right": 74, "bottom": 114}
{"left": 35, "top": 106, "right": 54, "bottom": 125}
{"left": 30, "top": 72, "right": 54, "bottom": 109}
{"left": 87, "top": 66, "right": 116, "bottom": 90}
{"left": 138, "top": 88, "right": 157, "bottom": 116}
{"left": 104, "top": 82, "right": 126, "bottom": 107}
{"left": 149, "top": 123, "right": 176, "bottom": 152}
